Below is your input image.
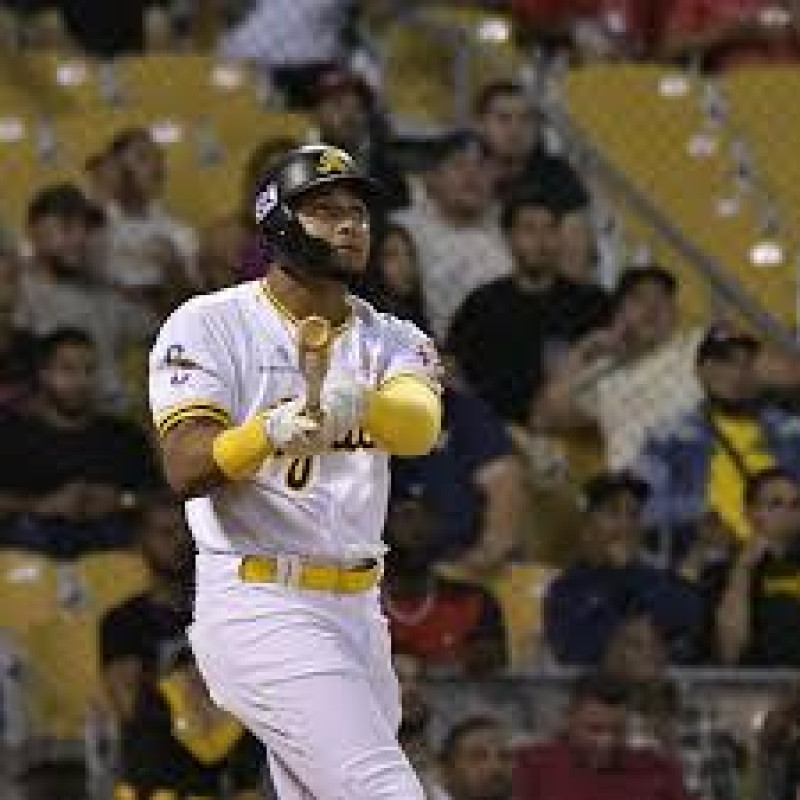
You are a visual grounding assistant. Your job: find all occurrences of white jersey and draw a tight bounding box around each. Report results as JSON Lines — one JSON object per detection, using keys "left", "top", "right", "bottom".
{"left": 149, "top": 280, "right": 440, "bottom": 561}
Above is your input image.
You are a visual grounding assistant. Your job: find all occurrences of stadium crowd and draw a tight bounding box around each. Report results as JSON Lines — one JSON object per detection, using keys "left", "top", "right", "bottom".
{"left": 2, "top": 1, "right": 800, "bottom": 799}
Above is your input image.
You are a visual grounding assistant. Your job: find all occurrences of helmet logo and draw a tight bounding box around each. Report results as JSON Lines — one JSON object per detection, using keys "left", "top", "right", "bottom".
{"left": 255, "top": 183, "right": 279, "bottom": 223}
{"left": 317, "top": 148, "right": 348, "bottom": 175}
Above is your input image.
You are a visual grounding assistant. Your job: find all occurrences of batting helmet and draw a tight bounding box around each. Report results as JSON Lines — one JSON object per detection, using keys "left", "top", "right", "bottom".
{"left": 254, "top": 144, "right": 382, "bottom": 282}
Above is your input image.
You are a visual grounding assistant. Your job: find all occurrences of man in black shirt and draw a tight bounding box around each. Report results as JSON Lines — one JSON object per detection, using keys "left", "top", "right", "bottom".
{"left": 447, "top": 186, "right": 609, "bottom": 426}
{"left": 100, "top": 492, "right": 194, "bottom": 721}
{"left": 0, "top": 328, "right": 160, "bottom": 554}
{"left": 717, "top": 467, "right": 800, "bottom": 666}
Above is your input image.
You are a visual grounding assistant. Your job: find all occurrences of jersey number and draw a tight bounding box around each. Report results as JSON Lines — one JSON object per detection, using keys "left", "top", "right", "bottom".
{"left": 286, "top": 457, "right": 313, "bottom": 490}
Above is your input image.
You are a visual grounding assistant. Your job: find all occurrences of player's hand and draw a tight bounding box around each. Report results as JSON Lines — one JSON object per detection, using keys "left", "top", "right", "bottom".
{"left": 321, "top": 377, "right": 371, "bottom": 440}
{"left": 266, "top": 398, "right": 328, "bottom": 456}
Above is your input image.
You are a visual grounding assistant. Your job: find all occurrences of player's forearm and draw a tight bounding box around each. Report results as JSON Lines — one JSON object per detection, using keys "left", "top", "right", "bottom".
{"left": 160, "top": 420, "right": 229, "bottom": 497}
{"left": 365, "top": 375, "right": 442, "bottom": 457}
{"left": 716, "top": 569, "right": 751, "bottom": 664}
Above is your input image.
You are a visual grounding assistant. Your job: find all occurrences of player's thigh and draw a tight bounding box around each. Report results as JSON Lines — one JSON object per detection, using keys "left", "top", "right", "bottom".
{"left": 234, "top": 671, "right": 423, "bottom": 800}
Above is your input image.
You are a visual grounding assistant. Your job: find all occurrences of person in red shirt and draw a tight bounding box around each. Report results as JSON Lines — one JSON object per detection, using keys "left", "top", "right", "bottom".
{"left": 381, "top": 482, "right": 508, "bottom": 677}
{"left": 513, "top": 671, "right": 690, "bottom": 800}
{"left": 661, "top": 0, "right": 800, "bottom": 70}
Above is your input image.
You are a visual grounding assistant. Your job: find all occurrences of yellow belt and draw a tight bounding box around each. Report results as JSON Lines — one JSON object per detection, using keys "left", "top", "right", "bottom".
{"left": 238, "top": 555, "right": 380, "bottom": 593}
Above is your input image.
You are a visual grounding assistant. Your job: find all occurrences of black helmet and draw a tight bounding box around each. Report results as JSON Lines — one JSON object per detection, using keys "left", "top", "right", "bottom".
{"left": 254, "top": 144, "right": 382, "bottom": 283}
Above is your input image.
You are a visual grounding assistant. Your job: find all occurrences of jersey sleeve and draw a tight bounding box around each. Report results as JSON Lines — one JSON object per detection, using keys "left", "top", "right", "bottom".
{"left": 149, "top": 299, "right": 236, "bottom": 437}
{"left": 379, "top": 316, "right": 443, "bottom": 393}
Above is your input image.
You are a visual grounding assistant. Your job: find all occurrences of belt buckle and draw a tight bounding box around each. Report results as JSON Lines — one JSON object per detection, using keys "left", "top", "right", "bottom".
{"left": 275, "top": 554, "right": 304, "bottom": 588}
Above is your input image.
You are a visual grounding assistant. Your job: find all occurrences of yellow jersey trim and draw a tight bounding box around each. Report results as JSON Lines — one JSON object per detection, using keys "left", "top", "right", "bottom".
{"left": 259, "top": 281, "right": 353, "bottom": 337}
{"left": 156, "top": 401, "right": 232, "bottom": 437}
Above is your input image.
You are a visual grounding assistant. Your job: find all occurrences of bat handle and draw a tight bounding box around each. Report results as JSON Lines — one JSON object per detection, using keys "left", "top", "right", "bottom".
{"left": 298, "top": 316, "right": 332, "bottom": 422}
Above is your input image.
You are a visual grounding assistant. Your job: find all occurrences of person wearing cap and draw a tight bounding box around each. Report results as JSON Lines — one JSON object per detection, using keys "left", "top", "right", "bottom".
{"left": 311, "top": 66, "right": 409, "bottom": 211}
{"left": 447, "top": 185, "right": 610, "bottom": 429}
{"left": 544, "top": 471, "right": 708, "bottom": 665}
{"left": 637, "top": 324, "right": 800, "bottom": 550}
{"left": 17, "top": 182, "right": 157, "bottom": 412}
{"left": 393, "top": 129, "right": 514, "bottom": 342}
{"left": 532, "top": 265, "right": 706, "bottom": 471}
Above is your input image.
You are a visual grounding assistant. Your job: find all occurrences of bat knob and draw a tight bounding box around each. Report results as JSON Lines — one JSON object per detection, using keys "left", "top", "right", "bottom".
{"left": 298, "top": 315, "right": 332, "bottom": 352}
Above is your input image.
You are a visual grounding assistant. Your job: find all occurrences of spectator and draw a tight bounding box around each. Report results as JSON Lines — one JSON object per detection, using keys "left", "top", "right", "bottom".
{"left": 116, "top": 646, "right": 266, "bottom": 800}
{"left": 755, "top": 683, "right": 800, "bottom": 800}
{"left": 447, "top": 185, "right": 609, "bottom": 427}
{"left": 0, "top": 328, "right": 160, "bottom": 552}
{"left": 18, "top": 183, "right": 157, "bottom": 411}
{"left": 533, "top": 265, "right": 705, "bottom": 470}
{"left": 440, "top": 716, "right": 513, "bottom": 800}
{"left": 361, "top": 223, "right": 428, "bottom": 330}
{"left": 716, "top": 467, "right": 800, "bottom": 666}
{"left": 544, "top": 471, "right": 708, "bottom": 665}
{"left": 381, "top": 481, "right": 509, "bottom": 677}
{"left": 100, "top": 492, "right": 194, "bottom": 723}
{"left": 310, "top": 66, "right": 409, "bottom": 210}
{"left": 473, "top": 80, "right": 594, "bottom": 282}
{"left": 104, "top": 127, "right": 199, "bottom": 308}
{"left": 218, "top": 0, "right": 358, "bottom": 106}
{"left": 638, "top": 326, "right": 800, "bottom": 546}
{"left": 39, "top": 0, "right": 173, "bottom": 57}
{"left": 391, "top": 367, "right": 526, "bottom": 574}
{"left": 601, "top": 615, "right": 741, "bottom": 800}
{"left": 0, "top": 242, "right": 37, "bottom": 411}
{"left": 394, "top": 130, "right": 513, "bottom": 342}
{"left": 661, "top": 0, "right": 800, "bottom": 71}
{"left": 83, "top": 149, "right": 121, "bottom": 209}
{"left": 394, "top": 651, "right": 445, "bottom": 800}
{"left": 513, "top": 671, "right": 690, "bottom": 800}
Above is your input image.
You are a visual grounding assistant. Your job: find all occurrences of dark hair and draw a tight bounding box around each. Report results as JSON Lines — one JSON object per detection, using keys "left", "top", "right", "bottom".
{"left": 745, "top": 466, "right": 799, "bottom": 508}
{"left": 108, "top": 126, "right": 153, "bottom": 157}
{"left": 35, "top": 328, "right": 94, "bottom": 371}
{"left": 27, "top": 183, "right": 96, "bottom": 226}
{"left": 569, "top": 671, "right": 630, "bottom": 710}
{"left": 500, "top": 184, "right": 565, "bottom": 231}
{"left": 582, "top": 471, "right": 651, "bottom": 511}
{"left": 440, "top": 715, "right": 503, "bottom": 764}
{"left": 474, "top": 79, "right": 526, "bottom": 117}
{"left": 614, "top": 265, "right": 677, "bottom": 305}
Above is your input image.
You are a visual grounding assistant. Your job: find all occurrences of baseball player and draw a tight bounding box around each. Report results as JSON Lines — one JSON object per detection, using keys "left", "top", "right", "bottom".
{"left": 148, "top": 144, "right": 442, "bottom": 800}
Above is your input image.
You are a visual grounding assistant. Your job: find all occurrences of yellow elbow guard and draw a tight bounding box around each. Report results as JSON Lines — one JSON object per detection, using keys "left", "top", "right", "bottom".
{"left": 365, "top": 375, "right": 442, "bottom": 457}
{"left": 212, "top": 414, "right": 273, "bottom": 481}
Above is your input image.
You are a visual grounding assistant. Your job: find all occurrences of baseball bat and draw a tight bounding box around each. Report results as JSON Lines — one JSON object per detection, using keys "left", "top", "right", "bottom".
{"left": 298, "top": 315, "right": 332, "bottom": 422}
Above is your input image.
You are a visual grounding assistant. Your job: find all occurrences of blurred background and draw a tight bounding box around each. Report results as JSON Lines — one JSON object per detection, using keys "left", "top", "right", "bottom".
{"left": 3, "top": 1, "right": 800, "bottom": 799}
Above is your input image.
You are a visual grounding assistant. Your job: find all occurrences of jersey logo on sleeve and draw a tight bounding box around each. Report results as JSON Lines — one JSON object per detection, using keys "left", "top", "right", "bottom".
{"left": 164, "top": 343, "right": 199, "bottom": 386}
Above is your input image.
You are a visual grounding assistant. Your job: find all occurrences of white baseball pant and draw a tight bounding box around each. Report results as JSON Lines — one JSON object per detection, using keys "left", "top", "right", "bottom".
{"left": 188, "top": 553, "right": 425, "bottom": 800}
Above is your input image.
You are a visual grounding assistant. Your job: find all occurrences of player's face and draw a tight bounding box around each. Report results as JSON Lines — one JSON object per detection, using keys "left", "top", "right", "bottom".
{"left": 38, "top": 342, "right": 97, "bottom": 416}
{"left": 295, "top": 185, "right": 371, "bottom": 274}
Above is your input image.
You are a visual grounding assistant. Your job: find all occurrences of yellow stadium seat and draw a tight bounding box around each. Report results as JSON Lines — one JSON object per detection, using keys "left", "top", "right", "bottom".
{"left": 566, "top": 65, "right": 798, "bottom": 328}
{"left": 0, "top": 550, "right": 60, "bottom": 638}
